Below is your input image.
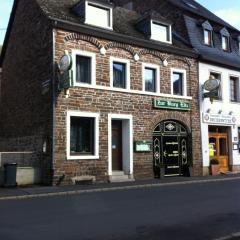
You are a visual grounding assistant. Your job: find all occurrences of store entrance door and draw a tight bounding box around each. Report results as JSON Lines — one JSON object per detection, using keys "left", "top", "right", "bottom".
{"left": 209, "top": 132, "right": 229, "bottom": 172}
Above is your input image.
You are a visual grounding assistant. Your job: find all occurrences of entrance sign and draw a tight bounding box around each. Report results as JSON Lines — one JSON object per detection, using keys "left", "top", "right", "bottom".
{"left": 203, "top": 75, "right": 220, "bottom": 101}
{"left": 203, "top": 113, "right": 236, "bottom": 125}
{"left": 134, "top": 141, "right": 152, "bottom": 152}
{"left": 153, "top": 99, "right": 191, "bottom": 111}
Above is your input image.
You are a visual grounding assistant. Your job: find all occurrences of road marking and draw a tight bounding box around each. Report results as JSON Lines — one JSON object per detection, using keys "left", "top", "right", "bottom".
{"left": 1, "top": 176, "right": 240, "bottom": 201}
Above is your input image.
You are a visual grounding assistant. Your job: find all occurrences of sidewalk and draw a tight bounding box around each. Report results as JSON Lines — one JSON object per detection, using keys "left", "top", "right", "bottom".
{"left": 1, "top": 173, "right": 240, "bottom": 200}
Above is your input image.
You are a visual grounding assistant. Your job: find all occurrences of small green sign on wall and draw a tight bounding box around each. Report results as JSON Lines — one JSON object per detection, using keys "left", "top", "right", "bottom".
{"left": 153, "top": 99, "right": 191, "bottom": 111}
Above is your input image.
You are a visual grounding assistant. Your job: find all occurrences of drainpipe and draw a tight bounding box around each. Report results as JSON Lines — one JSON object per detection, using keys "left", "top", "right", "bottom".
{"left": 51, "top": 29, "right": 56, "bottom": 185}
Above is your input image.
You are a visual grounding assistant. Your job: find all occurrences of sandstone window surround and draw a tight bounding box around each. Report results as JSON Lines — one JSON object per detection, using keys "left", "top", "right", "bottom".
{"left": 110, "top": 57, "right": 130, "bottom": 90}
{"left": 142, "top": 63, "right": 160, "bottom": 93}
{"left": 150, "top": 20, "right": 172, "bottom": 44}
{"left": 71, "top": 50, "right": 96, "bottom": 87}
{"left": 66, "top": 111, "right": 100, "bottom": 160}
{"left": 171, "top": 68, "right": 187, "bottom": 97}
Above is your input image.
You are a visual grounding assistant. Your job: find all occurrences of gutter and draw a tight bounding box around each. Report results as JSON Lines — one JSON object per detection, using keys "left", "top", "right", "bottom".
{"left": 50, "top": 18, "right": 198, "bottom": 59}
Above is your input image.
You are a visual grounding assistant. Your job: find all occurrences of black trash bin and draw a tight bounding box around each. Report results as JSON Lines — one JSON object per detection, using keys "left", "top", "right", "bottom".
{"left": 4, "top": 163, "right": 18, "bottom": 187}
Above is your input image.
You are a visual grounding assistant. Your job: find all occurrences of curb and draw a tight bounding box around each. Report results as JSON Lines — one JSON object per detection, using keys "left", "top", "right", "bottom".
{"left": 1, "top": 176, "right": 240, "bottom": 201}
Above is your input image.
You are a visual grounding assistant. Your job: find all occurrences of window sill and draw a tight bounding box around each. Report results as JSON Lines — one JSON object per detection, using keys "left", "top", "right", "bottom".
{"left": 67, "top": 155, "right": 99, "bottom": 160}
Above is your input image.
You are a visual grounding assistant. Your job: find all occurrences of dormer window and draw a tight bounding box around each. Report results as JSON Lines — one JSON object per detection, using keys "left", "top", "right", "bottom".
{"left": 150, "top": 20, "right": 172, "bottom": 44}
{"left": 202, "top": 21, "right": 213, "bottom": 46}
{"left": 220, "top": 27, "right": 230, "bottom": 51}
{"left": 204, "top": 29, "right": 212, "bottom": 46}
{"left": 222, "top": 35, "right": 229, "bottom": 51}
{"left": 72, "top": 0, "right": 113, "bottom": 30}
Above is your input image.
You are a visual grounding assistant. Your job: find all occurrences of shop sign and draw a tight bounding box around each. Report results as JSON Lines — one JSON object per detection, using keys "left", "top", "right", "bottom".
{"left": 153, "top": 99, "right": 191, "bottom": 111}
{"left": 58, "top": 70, "right": 74, "bottom": 90}
{"left": 134, "top": 141, "right": 152, "bottom": 152}
{"left": 203, "top": 113, "right": 237, "bottom": 125}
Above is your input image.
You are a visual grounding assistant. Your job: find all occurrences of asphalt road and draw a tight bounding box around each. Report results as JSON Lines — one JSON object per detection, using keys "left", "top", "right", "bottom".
{"left": 0, "top": 179, "right": 240, "bottom": 240}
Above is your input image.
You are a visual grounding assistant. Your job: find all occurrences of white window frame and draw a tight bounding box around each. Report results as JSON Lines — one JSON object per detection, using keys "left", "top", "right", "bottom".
{"left": 142, "top": 63, "right": 160, "bottom": 93}
{"left": 203, "top": 29, "right": 212, "bottom": 46}
{"left": 85, "top": 0, "right": 113, "bottom": 30}
{"left": 110, "top": 57, "right": 130, "bottom": 90}
{"left": 66, "top": 111, "right": 99, "bottom": 160}
{"left": 171, "top": 68, "right": 187, "bottom": 97}
{"left": 150, "top": 20, "right": 172, "bottom": 44}
{"left": 71, "top": 49, "right": 96, "bottom": 87}
{"left": 222, "top": 35, "right": 230, "bottom": 51}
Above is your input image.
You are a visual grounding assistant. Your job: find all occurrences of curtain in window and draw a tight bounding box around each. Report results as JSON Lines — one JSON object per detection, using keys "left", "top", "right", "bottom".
{"left": 113, "top": 62, "right": 126, "bottom": 88}
{"left": 76, "top": 56, "right": 91, "bottom": 83}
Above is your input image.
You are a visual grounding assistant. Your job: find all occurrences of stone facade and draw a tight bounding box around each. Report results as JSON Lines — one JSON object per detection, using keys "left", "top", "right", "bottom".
{"left": 0, "top": 0, "right": 53, "bottom": 184}
{"left": 0, "top": 0, "right": 202, "bottom": 185}
{"left": 53, "top": 30, "right": 202, "bottom": 184}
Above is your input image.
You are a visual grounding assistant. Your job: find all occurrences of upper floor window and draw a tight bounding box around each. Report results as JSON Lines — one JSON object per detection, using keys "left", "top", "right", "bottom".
{"left": 72, "top": 50, "right": 96, "bottom": 86}
{"left": 142, "top": 63, "right": 160, "bottom": 93}
{"left": 151, "top": 21, "right": 172, "bottom": 44}
{"left": 222, "top": 35, "right": 230, "bottom": 51}
{"left": 230, "top": 76, "right": 240, "bottom": 102}
{"left": 204, "top": 29, "right": 212, "bottom": 46}
{"left": 110, "top": 57, "right": 130, "bottom": 90}
{"left": 72, "top": 0, "right": 113, "bottom": 30}
{"left": 202, "top": 21, "right": 213, "bottom": 47}
{"left": 220, "top": 27, "right": 230, "bottom": 51}
{"left": 171, "top": 69, "right": 187, "bottom": 96}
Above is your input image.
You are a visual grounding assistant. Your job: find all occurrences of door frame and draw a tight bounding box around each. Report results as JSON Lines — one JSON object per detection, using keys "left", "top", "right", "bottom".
{"left": 108, "top": 114, "right": 133, "bottom": 176}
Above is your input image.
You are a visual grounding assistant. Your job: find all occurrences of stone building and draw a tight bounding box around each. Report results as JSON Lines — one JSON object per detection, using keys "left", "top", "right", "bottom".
{"left": 0, "top": 0, "right": 202, "bottom": 185}
{"left": 116, "top": 0, "right": 240, "bottom": 175}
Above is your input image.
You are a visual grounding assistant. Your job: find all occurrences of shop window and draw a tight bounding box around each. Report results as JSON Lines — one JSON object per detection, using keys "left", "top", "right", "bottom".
{"left": 151, "top": 21, "right": 172, "bottom": 44}
{"left": 110, "top": 57, "right": 130, "bottom": 90}
{"left": 210, "top": 71, "right": 222, "bottom": 100}
{"left": 67, "top": 112, "right": 99, "bottom": 160}
{"left": 171, "top": 69, "right": 187, "bottom": 96}
{"left": 219, "top": 138, "right": 227, "bottom": 156}
{"left": 72, "top": 50, "right": 96, "bottom": 86}
{"left": 230, "top": 76, "right": 240, "bottom": 102}
{"left": 142, "top": 63, "right": 160, "bottom": 93}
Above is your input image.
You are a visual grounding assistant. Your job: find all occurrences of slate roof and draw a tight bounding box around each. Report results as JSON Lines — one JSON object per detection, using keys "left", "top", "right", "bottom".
{"left": 35, "top": 0, "right": 192, "bottom": 49}
{"left": 184, "top": 15, "right": 240, "bottom": 69}
{"left": 169, "top": 0, "right": 239, "bottom": 32}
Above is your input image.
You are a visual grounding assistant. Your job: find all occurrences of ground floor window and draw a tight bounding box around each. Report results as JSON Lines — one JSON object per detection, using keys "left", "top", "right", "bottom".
{"left": 70, "top": 117, "right": 94, "bottom": 155}
{"left": 67, "top": 111, "right": 99, "bottom": 160}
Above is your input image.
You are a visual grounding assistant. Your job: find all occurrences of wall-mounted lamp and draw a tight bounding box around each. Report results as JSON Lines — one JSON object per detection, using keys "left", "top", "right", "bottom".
{"left": 229, "top": 111, "right": 233, "bottom": 115}
{"left": 163, "top": 59, "right": 168, "bottom": 67}
{"left": 218, "top": 110, "right": 222, "bottom": 114}
{"left": 206, "top": 108, "right": 211, "bottom": 113}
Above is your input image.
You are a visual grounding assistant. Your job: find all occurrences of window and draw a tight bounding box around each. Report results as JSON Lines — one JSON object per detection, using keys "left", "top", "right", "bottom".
{"left": 67, "top": 112, "right": 99, "bottom": 160}
{"left": 202, "top": 21, "right": 213, "bottom": 47}
{"left": 142, "top": 63, "right": 160, "bottom": 93}
{"left": 222, "top": 35, "right": 229, "bottom": 51}
{"left": 85, "top": 1, "right": 113, "bottom": 29}
{"left": 151, "top": 21, "right": 172, "bottom": 44}
{"left": 171, "top": 69, "right": 186, "bottom": 96}
{"left": 72, "top": 50, "right": 96, "bottom": 86}
{"left": 70, "top": 117, "right": 94, "bottom": 155}
{"left": 110, "top": 57, "right": 130, "bottom": 90}
{"left": 230, "top": 76, "right": 239, "bottom": 102}
{"left": 113, "top": 62, "right": 126, "bottom": 88}
{"left": 210, "top": 71, "right": 222, "bottom": 100}
{"left": 204, "top": 29, "right": 212, "bottom": 46}
{"left": 76, "top": 55, "right": 91, "bottom": 84}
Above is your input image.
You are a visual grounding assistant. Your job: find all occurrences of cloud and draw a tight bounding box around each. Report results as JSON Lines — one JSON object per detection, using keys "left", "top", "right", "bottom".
{"left": 214, "top": 8, "right": 240, "bottom": 30}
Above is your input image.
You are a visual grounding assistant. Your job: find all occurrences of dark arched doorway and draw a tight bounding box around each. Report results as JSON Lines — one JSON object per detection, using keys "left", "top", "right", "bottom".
{"left": 153, "top": 120, "right": 190, "bottom": 177}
